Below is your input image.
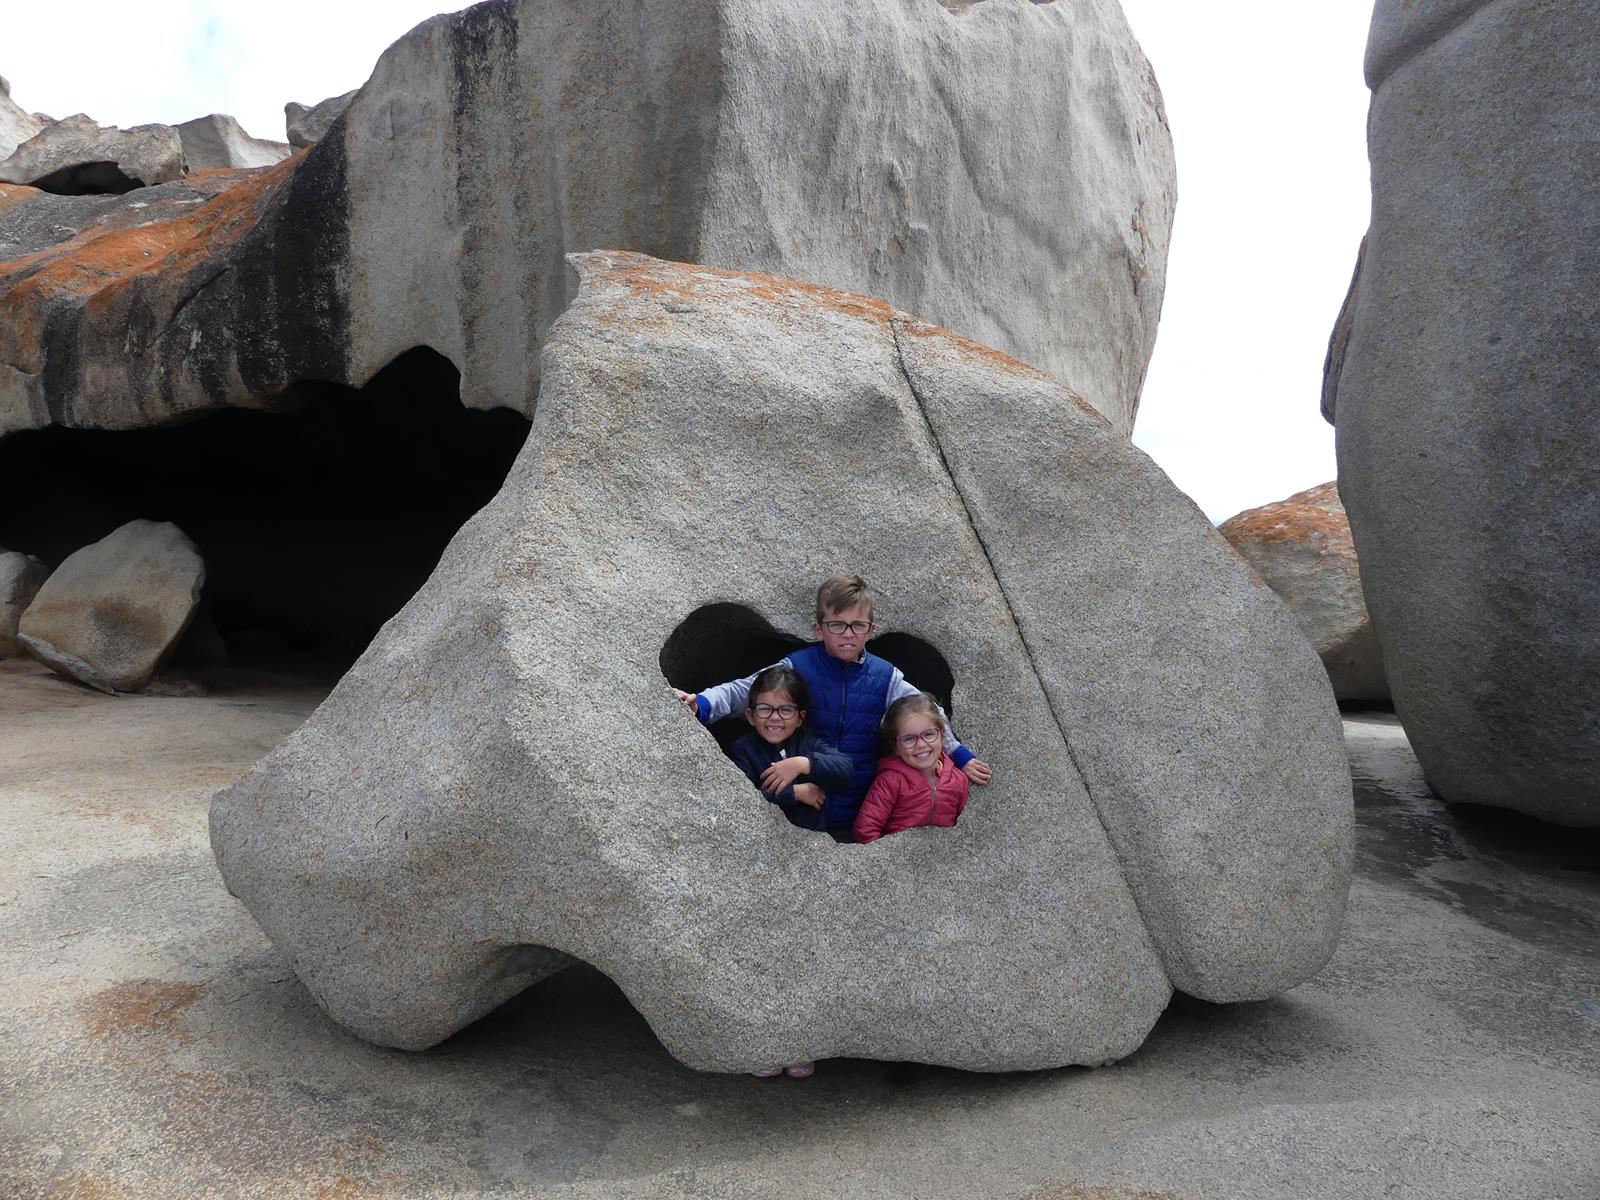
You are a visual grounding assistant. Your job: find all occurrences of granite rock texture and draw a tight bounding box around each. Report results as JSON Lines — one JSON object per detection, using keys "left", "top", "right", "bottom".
{"left": 1219, "top": 482, "right": 1388, "bottom": 704}
{"left": 212, "top": 252, "right": 1351, "bottom": 1071}
{"left": 1, "top": 0, "right": 1173, "bottom": 438}
{"left": 0, "top": 114, "right": 187, "bottom": 194}
{"left": 176, "top": 114, "right": 293, "bottom": 171}
{"left": 284, "top": 91, "right": 356, "bottom": 148}
{"left": 1326, "top": 0, "right": 1600, "bottom": 826}
{"left": 0, "top": 548, "right": 49, "bottom": 656}
{"left": 19, "top": 519, "right": 204, "bottom": 693}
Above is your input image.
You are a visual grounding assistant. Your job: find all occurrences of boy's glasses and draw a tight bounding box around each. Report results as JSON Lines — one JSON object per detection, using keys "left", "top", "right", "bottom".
{"left": 897, "top": 728, "right": 942, "bottom": 749}
{"left": 751, "top": 703, "right": 801, "bottom": 720}
{"left": 819, "top": 620, "right": 875, "bottom": 635}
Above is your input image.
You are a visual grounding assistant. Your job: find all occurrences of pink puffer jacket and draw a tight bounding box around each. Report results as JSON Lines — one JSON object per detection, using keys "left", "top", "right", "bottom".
{"left": 852, "top": 753, "right": 970, "bottom": 843}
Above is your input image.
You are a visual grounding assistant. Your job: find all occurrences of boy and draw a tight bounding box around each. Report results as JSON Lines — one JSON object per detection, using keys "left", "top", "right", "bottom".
{"left": 673, "top": 573, "right": 992, "bottom": 840}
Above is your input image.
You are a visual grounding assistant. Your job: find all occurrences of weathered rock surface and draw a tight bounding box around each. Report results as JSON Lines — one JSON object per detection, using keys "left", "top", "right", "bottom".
{"left": 19, "top": 519, "right": 204, "bottom": 693}
{"left": 0, "top": 80, "right": 45, "bottom": 160}
{"left": 1326, "top": 0, "right": 1600, "bottom": 826}
{"left": 0, "top": 548, "right": 49, "bottom": 656}
{"left": 284, "top": 91, "right": 355, "bottom": 148}
{"left": 0, "top": 114, "right": 186, "bottom": 194}
{"left": 212, "top": 252, "right": 1351, "bottom": 1071}
{"left": 1220, "top": 482, "right": 1388, "bottom": 705}
{"left": 2, "top": 0, "right": 1173, "bottom": 438}
{"left": 176, "top": 114, "right": 292, "bottom": 171}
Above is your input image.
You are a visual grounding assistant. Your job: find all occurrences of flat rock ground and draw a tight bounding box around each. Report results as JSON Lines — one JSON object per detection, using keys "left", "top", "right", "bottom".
{"left": 2, "top": 656, "right": 1596, "bottom": 1200}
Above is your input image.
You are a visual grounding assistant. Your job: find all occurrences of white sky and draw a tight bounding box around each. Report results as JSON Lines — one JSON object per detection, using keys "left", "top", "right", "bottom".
{"left": 6, "top": 0, "right": 1372, "bottom": 523}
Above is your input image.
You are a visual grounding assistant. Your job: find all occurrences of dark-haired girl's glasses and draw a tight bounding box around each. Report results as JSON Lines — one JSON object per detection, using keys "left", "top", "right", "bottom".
{"left": 752, "top": 704, "right": 800, "bottom": 720}
{"left": 897, "top": 728, "right": 941, "bottom": 748}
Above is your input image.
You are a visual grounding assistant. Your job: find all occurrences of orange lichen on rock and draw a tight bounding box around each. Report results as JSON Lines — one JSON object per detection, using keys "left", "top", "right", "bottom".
{"left": 1219, "top": 481, "right": 1349, "bottom": 546}
{"left": 0, "top": 156, "right": 301, "bottom": 371}
{"left": 83, "top": 979, "right": 202, "bottom": 1043}
{"left": 594, "top": 250, "right": 898, "bottom": 325}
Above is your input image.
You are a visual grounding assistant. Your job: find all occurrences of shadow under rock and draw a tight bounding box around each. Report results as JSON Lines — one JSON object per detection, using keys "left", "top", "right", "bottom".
{"left": 427, "top": 963, "right": 1076, "bottom": 1184}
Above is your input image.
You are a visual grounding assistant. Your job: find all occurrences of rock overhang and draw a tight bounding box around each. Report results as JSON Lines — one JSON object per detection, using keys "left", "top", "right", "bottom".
{"left": 2, "top": 0, "right": 1174, "bottom": 440}
{"left": 210, "top": 251, "right": 1353, "bottom": 1072}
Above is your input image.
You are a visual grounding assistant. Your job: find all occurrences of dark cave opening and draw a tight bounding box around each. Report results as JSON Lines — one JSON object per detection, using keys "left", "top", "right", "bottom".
{"left": 28, "top": 160, "right": 144, "bottom": 196}
{"left": 0, "top": 346, "right": 529, "bottom": 674}
{"left": 659, "top": 601, "right": 956, "bottom": 755}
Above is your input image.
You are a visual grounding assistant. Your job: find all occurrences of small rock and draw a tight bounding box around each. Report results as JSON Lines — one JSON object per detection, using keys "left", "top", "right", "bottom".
{"left": 284, "top": 91, "right": 356, "bottom": 148}
{"left": 0, "top": 549, "right": 50, "bottom": 657}
{"left": 1219, "top": 482, "right": 1389, "bottom": 704}
{"left": 18, "top": 519, "right": 205, "bottom": 693}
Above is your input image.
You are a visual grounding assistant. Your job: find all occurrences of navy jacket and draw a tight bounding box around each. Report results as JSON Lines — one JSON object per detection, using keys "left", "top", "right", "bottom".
{"left": 729, "top": 727, "right": 853, "bottom": 831}
{"left": 786, "top": 644, "right": 896, "bottom": 828}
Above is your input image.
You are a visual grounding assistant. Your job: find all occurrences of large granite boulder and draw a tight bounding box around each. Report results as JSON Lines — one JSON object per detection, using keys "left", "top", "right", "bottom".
{"left": 1, "top": 0, "right": 1173, "bottom": 438}
{"left": 1219, "top": 482, "right": 1388, "bottom": 705}
{"left": 1325, "top": 0, "right": 1600, "bottom": 826}
{"left": 284, "top": 91, "right": 356, "bottom": 148}
{"left": 211, "top": 252, "right": 1352, "bottom": 1071}
{"left": 0, "top": 549, "right": 49, "bottom": 657}
{"left": 175, "top": 114, "right": 292, "bottom": 171}
{"left": 18, "top": 519, "right": 205, "bottom": 693}
{"left": 0, "top": 114, "right": 186, "bottom": 194}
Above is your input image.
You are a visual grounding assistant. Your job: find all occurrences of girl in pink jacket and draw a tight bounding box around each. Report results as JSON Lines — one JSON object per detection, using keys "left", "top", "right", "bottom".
{"left": 852, "top": 693, "right": 971, "bottom": 843}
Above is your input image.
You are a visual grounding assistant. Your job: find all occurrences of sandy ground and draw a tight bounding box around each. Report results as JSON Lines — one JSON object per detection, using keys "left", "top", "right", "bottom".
{"left": 2, "top": 655, "right": 1597, "bottom": 1200}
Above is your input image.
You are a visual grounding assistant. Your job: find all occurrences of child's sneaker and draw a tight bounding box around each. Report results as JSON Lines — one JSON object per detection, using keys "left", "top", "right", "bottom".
{"left": 751, "top": 1067, "right": 784, "bottom": 1078}
{"left": 783, "top": 1061, "right": 815, "bottom": 1078}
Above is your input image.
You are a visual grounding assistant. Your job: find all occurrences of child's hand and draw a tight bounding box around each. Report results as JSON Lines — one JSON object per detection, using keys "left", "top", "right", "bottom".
{"left": 792, "top": 783, "right": 826, "bottom": 810}
{"left": 760, "top": 756, "right": 810, "bottom": 793}
{"left": 963, "top": 758, "right": 993, "bottom": 785}
{"left": 670, "top": 687, "right": 699, "bottom": 711}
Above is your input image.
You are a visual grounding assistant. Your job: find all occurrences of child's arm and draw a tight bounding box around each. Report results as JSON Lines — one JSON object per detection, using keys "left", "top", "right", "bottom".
{"left": 671, "top": 657, "right": 795, "bottom": 724}
{"left": 884, "top": 669, "right": 993, "bottom": 784}
{"left": 798, "top": 733, "right": 852, "bottom": 794}
{"left": 852, "top": 772, "right": 899, "bottom": 844}
{"left": 730, "top": 739, "right": 818, "bottom": 819}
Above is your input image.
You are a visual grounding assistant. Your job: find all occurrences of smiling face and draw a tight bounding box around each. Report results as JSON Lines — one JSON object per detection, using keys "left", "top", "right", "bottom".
{"left": 893, "top": 711, "right": 944, "bottom": 775}
{"left": 813, "top": 600, "right": 875, "bottom": 662}
{"left": 745, "top": 687, "right": 804, "bottom": 746}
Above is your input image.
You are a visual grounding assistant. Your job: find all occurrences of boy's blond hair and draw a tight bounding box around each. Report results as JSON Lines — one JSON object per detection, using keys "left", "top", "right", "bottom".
{"left": 815, "top": 572, "right": 876, "bottom": 621}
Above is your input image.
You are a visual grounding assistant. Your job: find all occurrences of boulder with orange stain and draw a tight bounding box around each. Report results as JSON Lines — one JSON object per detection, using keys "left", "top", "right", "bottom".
{"left": 1, "top": 0, "right": 1174, "bottom": 443}
{"left": 1219, "top": 481, "right": 1389, "bottom": 705}
{"left": 212, "top": 251, "right": 1351, "bottom": 1072}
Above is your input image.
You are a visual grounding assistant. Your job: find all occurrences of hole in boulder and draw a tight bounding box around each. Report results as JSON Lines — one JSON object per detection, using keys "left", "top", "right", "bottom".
{"left": 0, "top": 346, "right": 529, "bottom": 681}
{"left": 28, "top": 160, "right": 144, "bottom": 196}
{"left": 659, "top": 602, "right": 955, "bottom": 755}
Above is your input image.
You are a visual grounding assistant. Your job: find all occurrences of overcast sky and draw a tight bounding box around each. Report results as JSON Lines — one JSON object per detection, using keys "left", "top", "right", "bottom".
{"left": 6, "top": 1, "right": 1373, "bottom": 522}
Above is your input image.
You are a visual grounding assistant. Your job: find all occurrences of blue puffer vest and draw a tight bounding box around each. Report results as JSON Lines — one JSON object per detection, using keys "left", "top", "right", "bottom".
{"left": 787, "top": 644, "right": 895, "bottom": 830}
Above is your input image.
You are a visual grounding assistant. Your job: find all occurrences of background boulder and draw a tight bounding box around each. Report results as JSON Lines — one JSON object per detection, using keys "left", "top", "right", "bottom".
{"left": 175, "top": 114, "right": 292, "bottom": 171}
{"left": 0, "top": 548, "right": 49, "bottom": 656}
{"left": 212, "top": 252, "right": 1351, "bottom": 1072}
{"left": 1219, "top": 481, "right": 1388, "bottom": 704}
{"left": 0, "top": 77, "right": 45, "bottom": 160}
{"left": 1326, "top": 0, "right": 1599, "bottom": 826}
{"left": 1, "top": 0, "right": 1173, "bottom": 437}
{"left": 19, "top": 519, "right": 204, "bottom": 693}
{"left": 0, "top": 114, "right": 186, "bottom": 194}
